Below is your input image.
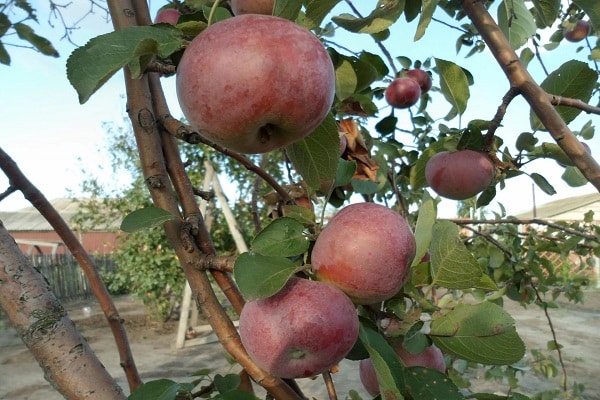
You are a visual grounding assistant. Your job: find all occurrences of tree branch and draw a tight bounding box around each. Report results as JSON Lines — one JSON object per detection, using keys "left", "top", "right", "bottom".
{"left": 0, "top": 147, "right": 142, "bottom": 393}
{"left": 460, "top": 0, "right": 600, "bottom": 192}
{"left": 0, "top": 222, "right": 127, "bottom": 399}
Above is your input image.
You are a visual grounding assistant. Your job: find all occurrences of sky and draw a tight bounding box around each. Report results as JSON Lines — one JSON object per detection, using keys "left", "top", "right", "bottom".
{"left": 0, "top": 1, "right": 598, "bottom": 219}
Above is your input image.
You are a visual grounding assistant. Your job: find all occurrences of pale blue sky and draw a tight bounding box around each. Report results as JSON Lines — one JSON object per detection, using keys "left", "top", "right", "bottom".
{"left": 0, "top": 1, "right": 597, "bottom": 217}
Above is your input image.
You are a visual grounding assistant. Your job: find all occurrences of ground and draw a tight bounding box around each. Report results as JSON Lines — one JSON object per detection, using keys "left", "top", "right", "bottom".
{"left": 1, "top": 289, "right": 599, "bottom": 400}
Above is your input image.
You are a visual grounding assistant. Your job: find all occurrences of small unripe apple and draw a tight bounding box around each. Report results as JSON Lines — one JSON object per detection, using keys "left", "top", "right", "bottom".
{"left": 176, "top": 15, "right": 335, "bottom": 154}
{"left": 311, "top": 203, "right": 416, "bottom": 304}
{"left": 563, "top": 20, "right": 591, "bottom": 43}
{"left": 154, "top": 8, "right": 181, "bottom": 25}
{"left": 230, "top": 0, "right": 274, "bottom": 15}
{"left": 405, "top": 69, "right": 432, "bottom": 94}
{"left": 239, "top": 277, "right": 359, "bottom": 379}
{"left": 359, "top": 344, "right": 446, "bottom": 396}
{"left": 425, "top": 150, "right": 495, "bottom": 200}
{"left": 385, "top": 77, "right": 421, "bottom": 109}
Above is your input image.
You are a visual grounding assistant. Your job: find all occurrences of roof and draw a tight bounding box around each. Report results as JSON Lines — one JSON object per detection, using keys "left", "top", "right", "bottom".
{"left": 514, "top": 192, "right": 600, "bottom": 221}
{"left": 0, "top": 198, "right": 121, "bottom": 232}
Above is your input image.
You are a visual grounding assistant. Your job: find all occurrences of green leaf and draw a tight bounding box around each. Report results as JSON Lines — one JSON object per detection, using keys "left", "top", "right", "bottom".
{"left": 0, "top": 13, "right": 11, "bottom": 36}
{"left": 498, "top": 0, "right": 537, "bottom": 49}
{"left": 335, "top": 58, "right": 358, "bottom": 100}
{"left": 335, "top": 159, "right": 357, "bottom": 187}
{"left": 405, "top": 366, "right": 464, "bottom": 400}
{"left": 531, "top": 0, "right": 561, "bottom": 28}
{"left": 251, "top": 217, "right": 309, "bottom": 257}
{"left": 430, "top": 302, "right": 526, "bottom": 365}
{"left": 120, "top": 206, "right": 179, "bottom": 232}
{"left": 222, "top": 390, "right": 261, "bottom": 400}
{"left": 561, "top": 166, "right": 589, "bottom": 187}
{"left": 375, "top": 115, "right": 398, "bottom": 135}
{"left": 214, "top": 374, "right": 241, "bottom": 394}
{"left": 13, "top": 23, "right": 58, "bottom": 57}
{"left": 285, "top": 112, "right": 340, "bottom": 193}
{"left": 233, "top": 253, "right": 300, "bottom": 301}
{"left": 430, "top": 221, "right": 483, "bottom": 289}
{"left": 435, "top": 58, "right": 470, "bottom": 119}
{"left": 358, "top": 319, "right": 406, "bottom": 399}
{"left": 414, "top": 0, "right": 438, "bottom": 41}
{"left": 0, "top": 42, "right": 9, "bottom": 65}
{"left": 67, "top": 25, "right": 184, "bottom": 104}
{"left": 515, "top": 132, "right": 537, "bottom": 151}
{"left": 332, "top": 0, "right": 404, "bottom": 34}
{"left": 530, "top": 60, "right": 598, "bottom": 130}
{"left": 304, "top": 0, "right": 342, "bottom": 29}
{"left": 202, "top": 5, "right": 232, "bottom": 23}
{"left": 129, "top": 379, "right": 194, "bottom": 400}
{"left": 273, "top": 0, "right": 302, "bottom": 20}
{"left": 530, "top": 172, "right": 557, "bottom": 195}
{"left": 15, "top": 0, "right": 37, "bottom": 20}
{"left": 411, "top": 191, "right": 436, "bottom": 267}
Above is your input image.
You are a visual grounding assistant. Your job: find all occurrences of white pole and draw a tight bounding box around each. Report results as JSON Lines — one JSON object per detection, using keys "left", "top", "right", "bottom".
{"left": 205, "top": 161, "right": 249, "bottom": 254}
{"left": 175, "top": 165, "right": 216, "bottom": 349}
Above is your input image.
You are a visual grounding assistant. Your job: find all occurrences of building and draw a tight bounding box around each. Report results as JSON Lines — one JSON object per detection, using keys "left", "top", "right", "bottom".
{"left": 0, "top": 198, "right": 122, "bottom": 256}
{"left": 514, "top": 192, "right": 600, "bottom": 221}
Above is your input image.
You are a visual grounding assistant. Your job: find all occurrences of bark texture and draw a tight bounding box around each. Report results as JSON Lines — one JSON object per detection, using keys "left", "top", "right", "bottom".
{"left": 0, "top": 223, "right": 126, "bottom": 400}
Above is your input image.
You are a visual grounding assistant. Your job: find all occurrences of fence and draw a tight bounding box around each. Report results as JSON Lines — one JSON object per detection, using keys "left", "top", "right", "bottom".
{"left": 29, "top": 254, "right": 116, "bottom": 302}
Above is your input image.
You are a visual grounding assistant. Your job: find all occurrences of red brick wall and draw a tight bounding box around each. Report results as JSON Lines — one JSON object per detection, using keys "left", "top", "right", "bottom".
{"left": 8, "top": 231, "right": 122, "bottom": 255}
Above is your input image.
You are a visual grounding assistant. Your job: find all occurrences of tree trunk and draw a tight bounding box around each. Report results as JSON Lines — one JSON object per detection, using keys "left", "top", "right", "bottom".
{"left": 0, "top": 222, "right": 127, "bottom": 400}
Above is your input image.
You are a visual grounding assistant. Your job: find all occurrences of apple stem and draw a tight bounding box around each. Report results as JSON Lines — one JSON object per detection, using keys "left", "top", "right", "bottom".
{"left": 322, "top": 370, "right": 339, "bottom": 400}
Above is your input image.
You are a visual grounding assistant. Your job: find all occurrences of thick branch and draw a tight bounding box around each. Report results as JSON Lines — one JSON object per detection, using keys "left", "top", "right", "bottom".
{"left": 108, "top": 2, "right": 303, "bottom": 398}
{"left": 0, "top": 223, "right": 127, "bottom": 400}
{"left": 460, "top": 0, "right": 600, "bottom": 192}
{"left": 0, "top": 147, "right": 142, "bottom": 393}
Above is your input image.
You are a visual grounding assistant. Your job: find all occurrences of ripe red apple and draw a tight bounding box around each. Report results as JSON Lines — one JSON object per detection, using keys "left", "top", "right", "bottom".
{"left": 563, "top": 20, "right": 591, "bottom": 43}
{"left": 176, "top": 15, "right": 335, "bottom": 154}
{"left": 359, "top": 344, "right": 446, "bottom": 396}
{"left": 425, "top": 150, "right": 495, "bottom": 200}
{"left": 239, "top": 277, "right": 359, "bottom": 379}
{"left": 311, "top": 203, "right": 416, "bottom": 304}
{"left": 230, "top": 0, "right": 274, "bottom": 15}
{"left": 154, "top": 8, "right": 181, "bottom": 25}
{"left": 384, "top": 77, "right": 421, "bottom": 109}
{"left": 405, "top": 69, "right": 432, "bottom": 94}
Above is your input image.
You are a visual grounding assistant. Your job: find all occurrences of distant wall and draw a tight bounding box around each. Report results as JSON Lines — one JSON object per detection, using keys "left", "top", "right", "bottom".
{"left": 9, "top": 231, "right": 122, "bottom": 255}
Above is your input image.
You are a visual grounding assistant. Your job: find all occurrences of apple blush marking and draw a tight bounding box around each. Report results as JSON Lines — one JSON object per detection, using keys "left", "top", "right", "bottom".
{"left": 176, "top": 14, "right": 335, "bottom": 154}
{"left": 238, "top": 277, "right": 359, "bottom": 379}
{"left": 311, "top": 203, "right": 416, "bottom": 305}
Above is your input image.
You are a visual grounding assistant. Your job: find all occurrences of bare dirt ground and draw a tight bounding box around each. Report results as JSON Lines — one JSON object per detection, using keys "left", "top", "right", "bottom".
{"left": 1, "top": 289, "right": 599, "bottom": 400}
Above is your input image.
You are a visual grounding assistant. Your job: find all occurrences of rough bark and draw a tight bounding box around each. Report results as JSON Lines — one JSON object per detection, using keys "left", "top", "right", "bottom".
{"left": 0, "top": 222, "right": 127, "bottom": 400}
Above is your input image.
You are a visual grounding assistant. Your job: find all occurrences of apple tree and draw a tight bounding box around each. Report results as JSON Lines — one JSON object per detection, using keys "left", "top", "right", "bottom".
{"left": 1, "top": 1, "right": 600, "bottom": 400}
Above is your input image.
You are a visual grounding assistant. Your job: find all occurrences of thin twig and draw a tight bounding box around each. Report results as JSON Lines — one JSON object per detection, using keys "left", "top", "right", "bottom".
{"left": 530, "top": 283, "right": 569, "bottom": 392}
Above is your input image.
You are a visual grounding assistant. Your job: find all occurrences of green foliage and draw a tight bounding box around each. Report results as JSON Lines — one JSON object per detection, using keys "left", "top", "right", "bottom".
{"left": 0, "top": 1, "right": 59, "bottom": 65}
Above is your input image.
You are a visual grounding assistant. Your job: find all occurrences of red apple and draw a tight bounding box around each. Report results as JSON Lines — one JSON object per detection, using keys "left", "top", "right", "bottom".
{"left": 311, "top": 203, "right": 416, "bottom": 304}
{"left": 563, "top": 20, "right": 591, "bottom": 43}
{"left": 405, "top": 69, "right": 432, "bottom": 94}
{"left": 239, "top": 277, "right": 359, "bottom": 379}
{"left": 154, "top": 8, "right": 181, "bottom": 25}
{"left": 230, "top": 0, "right": 274, "bottom": 15}
{"left": 425, "top": 149, "right": 495, "bottom": 200}
{"left": 359, "top": 344, "right": 446, "bottom": 396}
{"left": 176, "top": 15, "right": 335, "bottom": 154}
{"left": 384, "top": 77, "right": 421, "bottom": 109}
